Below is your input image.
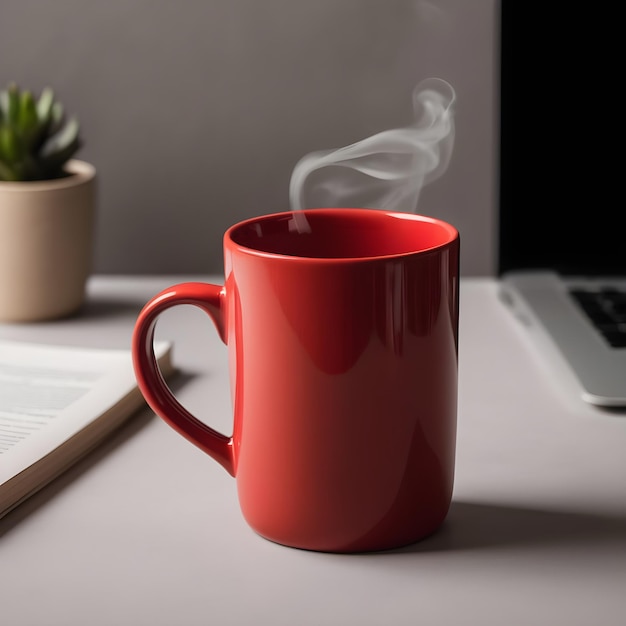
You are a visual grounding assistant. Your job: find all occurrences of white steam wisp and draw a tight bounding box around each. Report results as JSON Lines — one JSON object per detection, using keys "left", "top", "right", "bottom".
{"left": 288, "top": 77, "right": 456, "bottom": 232}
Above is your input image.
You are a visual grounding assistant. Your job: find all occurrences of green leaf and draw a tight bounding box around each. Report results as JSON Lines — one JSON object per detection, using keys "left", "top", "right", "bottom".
{"left": 39, "top": 117, "right": 81, "bottom": 175}
{"left": 0, "top": 90, "right": 7, "bottom": 119}
{"left": 48, "top": 101, "right": 65, "bottom": 135}
{"left": 41, "top": 116, "right": 80, "bottom": 158}
{"left": 36, "top": 87, "right": 55, "bottom": 124}
{"left": 6, "top": 83, "right": 20, "bottom": 126}
{"left": 18, "top": 90, "right": 39, "bottom": 140}
{"left": 0, "top": 125, "right": 21, "bottom": 162}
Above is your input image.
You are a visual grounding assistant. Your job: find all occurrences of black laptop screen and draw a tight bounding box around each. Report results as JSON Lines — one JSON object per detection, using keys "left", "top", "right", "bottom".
{"left": 498, "top": 2, "right": 625, "bottom": 276}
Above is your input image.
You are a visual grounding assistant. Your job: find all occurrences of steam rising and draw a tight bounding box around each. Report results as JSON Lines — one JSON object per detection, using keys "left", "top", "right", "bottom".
{"left": 288, "top": 78, "right": 456, "bottom": 232}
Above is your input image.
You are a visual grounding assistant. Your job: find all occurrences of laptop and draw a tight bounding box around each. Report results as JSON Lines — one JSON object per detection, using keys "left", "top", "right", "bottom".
{"left": 497, "top": 2, "right": 626, "bottom": 407}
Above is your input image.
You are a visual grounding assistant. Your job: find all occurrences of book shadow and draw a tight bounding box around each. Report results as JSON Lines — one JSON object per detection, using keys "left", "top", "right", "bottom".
{"left": 0, "top": 370, "right": 196, "bottom": 537}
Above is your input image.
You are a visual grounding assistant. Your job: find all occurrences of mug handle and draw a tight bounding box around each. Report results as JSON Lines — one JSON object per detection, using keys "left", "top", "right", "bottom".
{"left": 131, "top": 282, "right": 235, "bottom": 476}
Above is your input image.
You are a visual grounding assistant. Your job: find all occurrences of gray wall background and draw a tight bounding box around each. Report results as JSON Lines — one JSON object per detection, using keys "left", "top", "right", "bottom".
{"left": 1, "top": 0, "right": 498, "bottom": 276}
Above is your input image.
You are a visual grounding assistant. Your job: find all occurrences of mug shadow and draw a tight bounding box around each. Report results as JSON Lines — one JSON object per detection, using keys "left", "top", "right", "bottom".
{"left": 0, "top": 370, "right": 196, "bottom": 538}
{"left": 387, "top": 500, "right": 626, "bottom": 554}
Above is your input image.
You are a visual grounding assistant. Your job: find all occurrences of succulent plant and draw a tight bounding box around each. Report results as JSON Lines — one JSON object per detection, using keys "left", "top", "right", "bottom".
{"left": 0, "top": 82, "right": 82, "bottom": 182}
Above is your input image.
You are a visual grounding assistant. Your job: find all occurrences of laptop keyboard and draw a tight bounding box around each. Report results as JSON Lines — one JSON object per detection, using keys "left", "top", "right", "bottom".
{"left": 570, "top": 287, "right": 626, "bottom": 348}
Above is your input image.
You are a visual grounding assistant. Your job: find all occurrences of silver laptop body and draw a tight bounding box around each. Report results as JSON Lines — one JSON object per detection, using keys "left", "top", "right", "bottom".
{"left": 499, "top": 272, "right": 626, "bottom": 407}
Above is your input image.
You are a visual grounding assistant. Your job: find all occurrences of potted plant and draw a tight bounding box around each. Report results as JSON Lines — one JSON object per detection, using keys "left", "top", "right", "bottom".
{"left": 0, "top": 82, "right": 96, "bottom": 322}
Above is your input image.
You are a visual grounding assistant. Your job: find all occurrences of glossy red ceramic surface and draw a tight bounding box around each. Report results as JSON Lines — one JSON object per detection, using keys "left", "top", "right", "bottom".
{"left": 132, "top": 208, "right": 460, "bottom": 552}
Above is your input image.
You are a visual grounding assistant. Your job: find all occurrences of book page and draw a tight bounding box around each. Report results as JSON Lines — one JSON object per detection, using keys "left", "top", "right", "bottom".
{"left": 0, "top": 340, "right": 170, "bottom": 486}
{"left": 0, "top": 361, "right": 101, "bottom": 454}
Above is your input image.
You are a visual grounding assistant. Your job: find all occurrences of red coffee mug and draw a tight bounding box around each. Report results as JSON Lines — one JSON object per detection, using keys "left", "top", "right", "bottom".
{"left": 132, "top": 208, "right": 460, "bottom": 552}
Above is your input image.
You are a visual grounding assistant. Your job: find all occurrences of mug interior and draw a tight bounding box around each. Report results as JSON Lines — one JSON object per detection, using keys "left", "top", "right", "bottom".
{"left": 229, "top": 209, "right": 458, "bottom": 259}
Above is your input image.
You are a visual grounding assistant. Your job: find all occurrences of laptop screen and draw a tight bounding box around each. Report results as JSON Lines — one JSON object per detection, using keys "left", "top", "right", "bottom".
{"left": 498, "top": 2, "right": 625, "bottom": 277}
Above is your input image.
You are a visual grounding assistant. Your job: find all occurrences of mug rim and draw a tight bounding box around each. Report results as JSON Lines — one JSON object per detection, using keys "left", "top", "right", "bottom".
{"left": 225, "top": 208, "right": 459, "bottom": 263}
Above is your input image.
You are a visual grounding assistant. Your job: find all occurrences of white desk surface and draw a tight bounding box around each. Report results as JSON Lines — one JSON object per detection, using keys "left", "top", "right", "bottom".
{"left": 1, "top": 275, "right": 625, "bottom": 626}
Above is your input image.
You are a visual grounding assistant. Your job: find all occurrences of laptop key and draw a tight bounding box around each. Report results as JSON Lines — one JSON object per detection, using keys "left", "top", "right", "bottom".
{"left": 569, "top": 288, "right": 626, "bottom": 349}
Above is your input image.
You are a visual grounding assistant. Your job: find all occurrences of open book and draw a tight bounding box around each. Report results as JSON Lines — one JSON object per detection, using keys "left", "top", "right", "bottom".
{"left": 0, "top": 339, "right": 175, "bottom": 519}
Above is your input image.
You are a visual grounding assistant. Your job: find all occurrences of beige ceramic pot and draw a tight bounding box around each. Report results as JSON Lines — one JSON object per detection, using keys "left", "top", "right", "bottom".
{"left": 0, "top": 159, "right": 96, "bottom": 322}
